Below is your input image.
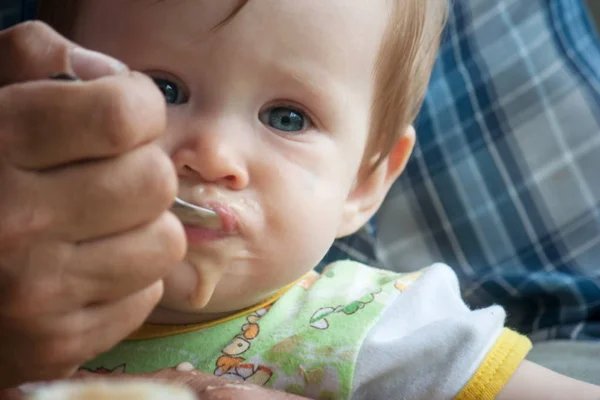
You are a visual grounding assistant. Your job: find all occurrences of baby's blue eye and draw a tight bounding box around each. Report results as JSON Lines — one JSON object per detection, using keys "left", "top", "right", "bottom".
{"left": 260, "top": 107, "right": 308, "bottom": 132}
{"left": 152, "top": 78, "right": 186, "bottom": 105}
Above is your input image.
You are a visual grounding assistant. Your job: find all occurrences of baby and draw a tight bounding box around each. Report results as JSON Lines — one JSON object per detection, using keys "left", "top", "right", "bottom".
{"left": 38, "top": 0, "right": 600, "bottom": 399}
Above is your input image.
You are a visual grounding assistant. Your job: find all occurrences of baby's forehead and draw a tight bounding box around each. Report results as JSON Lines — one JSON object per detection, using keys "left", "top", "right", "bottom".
{"left": 76, "top": 0, "right": 239, "bottom": 31}
{"left": 74, "top": 0, "right": 392, "bottom": 103}
{"left": 223, "top": 1, "right": 390, "bottom": 79}
{"left": 140, "top": 0, "right": 246, "bottom": 33}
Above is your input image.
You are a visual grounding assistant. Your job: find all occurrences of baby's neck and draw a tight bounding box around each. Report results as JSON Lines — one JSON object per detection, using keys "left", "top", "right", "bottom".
{"left": 146, "top": 274, "right": 311, "bottom": 326}
{"left": 146, "top": 287, "right": 284, "bottom": 325}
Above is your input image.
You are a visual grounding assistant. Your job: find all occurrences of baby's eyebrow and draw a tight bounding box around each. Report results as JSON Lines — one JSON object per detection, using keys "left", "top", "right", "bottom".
{"left": 211, "top": 0, "right": 250, "bottom": 32}
{"left": 141, "top": 0, "right": 249, "bottom": 32}
{"left": 268, "top": 63, "right": 344, "bottom": 126}
{"left": 288, "top": 71, "right": 328, "bottom": 101}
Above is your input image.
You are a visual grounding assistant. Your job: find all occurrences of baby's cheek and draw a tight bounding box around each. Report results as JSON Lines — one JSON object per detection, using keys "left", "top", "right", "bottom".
{"left": 280, "top": 186, "right": 344, "bottom": 260}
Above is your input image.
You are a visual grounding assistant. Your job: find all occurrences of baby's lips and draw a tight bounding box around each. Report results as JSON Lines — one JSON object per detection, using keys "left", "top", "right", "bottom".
{"left": 211, "top": 204, "right": 239, "bottom": 234}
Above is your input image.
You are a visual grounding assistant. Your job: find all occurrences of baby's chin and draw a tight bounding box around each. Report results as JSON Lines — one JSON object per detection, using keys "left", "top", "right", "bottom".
{"left": 149, "top": 291, "right": 277, "bottom": 325}
{"left": 149, "top": 260, "right": 277, "bottom": 324}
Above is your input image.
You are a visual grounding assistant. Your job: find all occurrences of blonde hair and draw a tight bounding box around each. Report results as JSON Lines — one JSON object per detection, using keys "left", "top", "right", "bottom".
{"left": 368, "top": 0, "right": 447, "bottom": 173}
{"left": 38, "top": 0, "right": 447, "bottom": 174}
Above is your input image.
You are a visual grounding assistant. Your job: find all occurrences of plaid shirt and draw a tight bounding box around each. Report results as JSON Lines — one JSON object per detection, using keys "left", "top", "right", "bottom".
{"left": 377, "top": 0, "right": 600, "bottom": 341}
{"left": 4, "top": 0, "right": 600, "bottom": 341}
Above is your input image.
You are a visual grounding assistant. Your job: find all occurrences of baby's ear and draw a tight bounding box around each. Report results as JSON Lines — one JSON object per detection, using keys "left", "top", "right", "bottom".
{"left": 337, "top": 126, "right": 415, "bottom": 238}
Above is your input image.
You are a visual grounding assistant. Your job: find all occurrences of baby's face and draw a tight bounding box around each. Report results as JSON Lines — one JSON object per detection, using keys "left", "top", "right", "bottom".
{"left": 73, "top": 0, "right": 390, "bottom": 321}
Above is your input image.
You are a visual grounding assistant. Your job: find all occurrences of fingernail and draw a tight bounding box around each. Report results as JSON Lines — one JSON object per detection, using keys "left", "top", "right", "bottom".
{"left": 69, "top": 47, "right": 127, "bottom": 80}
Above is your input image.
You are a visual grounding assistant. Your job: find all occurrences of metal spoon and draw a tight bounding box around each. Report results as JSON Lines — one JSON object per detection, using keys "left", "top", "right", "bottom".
{"left": 171, "top": 197, "right": 221, "bottom": 229}
{"left": 49, "top": 73, "right": 222, "bottom": 229}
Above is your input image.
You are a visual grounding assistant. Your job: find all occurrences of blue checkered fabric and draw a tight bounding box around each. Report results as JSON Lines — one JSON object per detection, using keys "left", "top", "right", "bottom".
{"left": 377, "top": 0, "right": 600, "bottom": 341}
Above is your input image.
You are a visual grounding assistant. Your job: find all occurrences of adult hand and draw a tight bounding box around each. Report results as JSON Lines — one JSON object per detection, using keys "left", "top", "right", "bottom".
{"left": 0, "top": 22, "right": 186, "bottom": 388}
{"left": 0, "top": 368, "right": 309, "bottom": 400}
{"left": 104, "top": 368, "right": 308, "bottom": 400}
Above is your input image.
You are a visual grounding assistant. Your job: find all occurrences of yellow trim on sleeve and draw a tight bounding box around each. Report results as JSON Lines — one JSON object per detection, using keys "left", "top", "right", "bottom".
{"left": 455, "top": 328, "right": 532, "bottom": 400}
{"left": 127, "top": 274, "right": 310, "bottom": 341}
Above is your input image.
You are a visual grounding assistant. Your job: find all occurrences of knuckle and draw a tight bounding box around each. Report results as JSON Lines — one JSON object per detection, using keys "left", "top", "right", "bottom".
{"left": 136, "top": 283, "right": 164, "bottom": 314}
{"left": 101, "top": 296, "right": 155, "bottom": 341}
{"left": 0, "top": 21, "right": 70, "bottom": 86}
{"left": 139, "top": 147, "right": 178, "bottom": 205}
{"left": 158, "top": 212, "right": 187, "bottom": 262}
{"left": 93, "top": 75, "right": 165, "bottom": 152}
{"left": 3, "top": 22, "right": 65, "bottom": 71}
{"left": 16, "top": 20, "right": 55, "bottom": 37}
{"left": 5, "top": 21, "right": 54, "bottom": 54}
{"left": 92, "top": 82, "right": 141, "bottom": 152}
{"left": 129, "top": 72, "right": 167, "bottom": 129}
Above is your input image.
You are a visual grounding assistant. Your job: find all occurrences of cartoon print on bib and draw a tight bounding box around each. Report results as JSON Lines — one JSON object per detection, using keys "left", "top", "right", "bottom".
{"left": 309, "top": 291, "right": 380, "bottom": 330}
{"left": 214, "top": 307, "right": 273, "bottom": 386}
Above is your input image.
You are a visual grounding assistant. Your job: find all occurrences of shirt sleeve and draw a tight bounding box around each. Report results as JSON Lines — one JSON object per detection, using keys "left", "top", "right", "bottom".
{"left": 350, "top": 263, "right": 531, "bottom": 400}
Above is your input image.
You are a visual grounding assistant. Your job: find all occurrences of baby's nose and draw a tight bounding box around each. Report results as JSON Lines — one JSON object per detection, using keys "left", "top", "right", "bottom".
{"left": 171, "top": 131, "right": 250, "bottom": 190}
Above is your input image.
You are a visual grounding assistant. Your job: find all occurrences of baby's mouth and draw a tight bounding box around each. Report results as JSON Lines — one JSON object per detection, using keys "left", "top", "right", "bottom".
{"left": 173, "top": 199, "right": 239, "bottom": 236}
{"left": 207, "top": 203, "right": 239, "bottom": 234}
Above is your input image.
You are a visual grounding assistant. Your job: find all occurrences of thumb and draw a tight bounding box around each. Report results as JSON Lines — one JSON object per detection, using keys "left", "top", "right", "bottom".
{"left": 69, "top": 47, "right": 127, "bottom": 80}
{"left": 0, "top": 21, "right": 126, "bottom": 86}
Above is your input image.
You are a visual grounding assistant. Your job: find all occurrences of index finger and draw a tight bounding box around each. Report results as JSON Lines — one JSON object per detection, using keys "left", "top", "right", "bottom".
{"left": 0, "top": 21, "right": 125, "bottom": 86}
{"left": 1, "top": 72, "right": 166, "bottom": 170}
